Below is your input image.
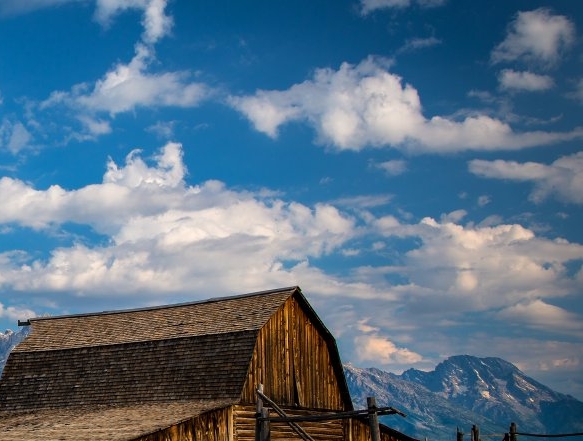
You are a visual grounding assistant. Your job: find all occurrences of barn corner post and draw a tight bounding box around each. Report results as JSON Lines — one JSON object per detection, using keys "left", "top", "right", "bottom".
{"left": 367, "top": 397, "right": 381, "bottom": 441}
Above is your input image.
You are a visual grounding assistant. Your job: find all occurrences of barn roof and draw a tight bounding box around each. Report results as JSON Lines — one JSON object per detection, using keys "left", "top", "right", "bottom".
{"left": 0, "top": 286, "right": 352, "bottom": 440}
{"left": 0, "top": 400, "right": 234, "bottom": 441}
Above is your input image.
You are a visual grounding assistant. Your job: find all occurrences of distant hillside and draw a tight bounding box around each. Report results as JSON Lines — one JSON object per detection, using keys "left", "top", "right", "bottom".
{"left": 345, "top": 356, "right": 583, "bottom": 441}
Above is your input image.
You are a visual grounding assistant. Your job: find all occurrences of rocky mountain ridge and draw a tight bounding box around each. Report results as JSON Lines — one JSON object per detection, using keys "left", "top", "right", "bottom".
{"left": 345, "top": 356, "right": 583, "bottom": 441}
{"left": 0, "top": 328, "right": 28, "bottom": 373}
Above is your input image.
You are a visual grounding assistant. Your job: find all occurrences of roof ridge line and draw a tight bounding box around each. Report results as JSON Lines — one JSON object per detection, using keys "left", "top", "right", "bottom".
{"left": 28, "top": 286, "right": 299, "bottom": 322}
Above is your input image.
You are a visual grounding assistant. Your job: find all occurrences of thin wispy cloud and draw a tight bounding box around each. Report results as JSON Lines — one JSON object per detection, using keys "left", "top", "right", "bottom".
{"left": 359, "top": 0, "right": 446, "bottom": 15}
{"left": 469, "top": 152, "right": 583, "bottom": 204}
{"left": 498, "top": 69, "right": 555, "bottom": 92}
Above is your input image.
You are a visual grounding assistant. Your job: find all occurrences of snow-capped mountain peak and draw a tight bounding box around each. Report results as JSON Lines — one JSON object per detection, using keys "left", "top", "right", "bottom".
{"left": 345, "top": 355, "right": 583, "bottom": 441}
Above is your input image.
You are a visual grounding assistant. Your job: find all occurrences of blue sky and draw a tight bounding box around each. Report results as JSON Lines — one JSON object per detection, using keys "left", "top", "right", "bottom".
{"left": 1, "top": 0, "right": 582, "bottom": 399}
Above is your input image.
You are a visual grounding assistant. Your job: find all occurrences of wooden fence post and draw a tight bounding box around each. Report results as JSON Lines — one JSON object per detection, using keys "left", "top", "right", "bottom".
{"left": 472, "top": 424, "right": 480, "bottom": 441}
{"left": 456, "top": 427, "right": 464, "bottom": 441}
{"left": 367, "top": 397, "right": 381, "bottom": 441}
{"left": 509, "top": 423, "right": 517, "bottom": 441}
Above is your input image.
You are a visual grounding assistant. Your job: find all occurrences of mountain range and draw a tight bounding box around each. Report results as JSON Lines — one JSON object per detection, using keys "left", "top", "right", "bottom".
{"left": 0, "top": 328, "right": 28, "bottom": 372}
{"left": 1, "top": 329, "right": 581, "bottom": 441}
{"left": 345, "top": 356, "right": 583, "bottom": 441}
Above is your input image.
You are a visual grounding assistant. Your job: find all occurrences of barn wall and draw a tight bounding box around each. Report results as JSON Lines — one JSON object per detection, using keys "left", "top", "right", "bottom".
{"left": 241, "top": 296, "right": 345, "bottom": 410}
{"left": 133, "top": 407, "right": 232, "bottom": 441}
{"left": 347, "top": 419, "right": 416, "bottom": 441}
{"left": 234, "top": 404, "right": 344, "bottom": 441}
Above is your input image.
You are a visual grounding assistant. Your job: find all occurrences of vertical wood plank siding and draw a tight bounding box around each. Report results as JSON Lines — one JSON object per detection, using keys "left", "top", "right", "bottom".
{"left": 241, "top": 297, "right": 344, "bottom": 411}
{"left": 133, "top": 408, "right": 231, "bottom": 441}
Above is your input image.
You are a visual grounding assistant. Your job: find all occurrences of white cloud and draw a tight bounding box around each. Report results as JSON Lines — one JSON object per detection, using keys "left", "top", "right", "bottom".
{"left": 398, "top": 36, "right": 442, "bottom": 53}
{"left": 77, "top": 115, "right": 112, "bottom": 136}
{"left": 0, "top": 142, "right": 360, "bottom": 299}
{"left": 0, "top": 0, "right": 84, "bottom": 17}
{"left": 355, "top": 334, "right": 424, "bottom": 365}
{"left": 469, "top": 152, "right": 583, "bottom": 204}
{"left": 0, "top": 0, "right": 172, "bottom": 46}
{"left": 571, "top": 79, "right": 583, "bottom": 103}
{"left": 0, "top": 302, "right": 36, "bottom": 322}
{"left": 498, "top": 299, "right": 583, "bottom": 335}
{"left": 376, "top": 160, "right": 407, "bottom": 176}
{"left": 230, "top": 57, "right": 583, "bottom": 153}
{"left": 1, "top": 142, "right": 581, "bottom": 389}
{"left": 146, "top": 120, "right": 176, "bottom": 138}
{"left": 440, "top": 209, "right": 467, "bottom": 224}
{"left": 94, "top": 0, "right": 173, "bottom": 44}
{"left": 498, "top": 69, "right": 554, "bottom": 92}
{"left": 477, "top": 195, "right": 491, "bottom": 207}
{"left": 359, "top": 0, "right": 446, "bottom": 15}
{"left": 0, "top": 119, "right": 33, "bottom": 154}
{"left": 374, "top": 217, "right": 583, "bottom": 314}
{"left": 33, "top": 0, "right": 205, "bottom": 141}
{"left": 491, "top": 8, "right": 575, "bottom": 66}
{"left": 42, "top": 43, "right": 210, "bottom": 118}
{"left": 353, "top": 318, "right": 424, "bottom": 366}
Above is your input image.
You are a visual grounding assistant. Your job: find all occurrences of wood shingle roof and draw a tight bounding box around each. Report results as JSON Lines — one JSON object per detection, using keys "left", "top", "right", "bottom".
{"left": 14, "top": 287, "right": 295, "bottom": 352}
{"left": 0, "top": 287, "right": 303, "bottom": 440}
{"left": 0, "top": 400, "right": 234, "bottom": 441}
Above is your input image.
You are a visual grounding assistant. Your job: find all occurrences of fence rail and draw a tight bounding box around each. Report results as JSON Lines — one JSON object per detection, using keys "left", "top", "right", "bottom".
{"left": 457, "top": 423, "right": 583, "bottom": 441}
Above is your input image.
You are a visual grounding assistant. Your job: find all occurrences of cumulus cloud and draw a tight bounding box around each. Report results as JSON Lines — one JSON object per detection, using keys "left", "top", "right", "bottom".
{"left": 355, "top": 333, "right": 424, "bottom": 365}
{"left": 469, "top": 152, "right": 583, "bottom": 204}
{"left": 0, "top": 142, "right": 361, "bottom": 299}
{"left": 1, "top": 142, "right": 582, "bottom": 378}
{"left": 498, "top": 69, "right": 555, "bottom": 92}
{"left": 229, "top": 57, "right": 583, "bottom": 153}
{"left": 373, "top": 216, "right": 583, "bottom": 317}
{"left": 498, "top": 299, "right": 583, "bottom": 335}
{"left": 491, "top": 8, "right": 575, "bottom": 66}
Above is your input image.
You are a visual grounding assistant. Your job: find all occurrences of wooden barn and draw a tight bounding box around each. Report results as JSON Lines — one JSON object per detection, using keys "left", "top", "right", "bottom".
{"left": 0, "top": 286, "right": 418, "bottom": 441}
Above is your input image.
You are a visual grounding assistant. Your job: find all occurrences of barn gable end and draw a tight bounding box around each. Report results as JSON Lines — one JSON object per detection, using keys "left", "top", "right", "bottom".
{"left": 241, "top": 292, "right": 350, "bottom": 410}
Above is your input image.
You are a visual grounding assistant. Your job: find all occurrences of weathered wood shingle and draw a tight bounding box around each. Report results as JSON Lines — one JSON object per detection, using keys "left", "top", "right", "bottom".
{"left": 0, "top": 287, "right": 300, "bottom": 440}
{"left": 14, "top": 287, "right": 295, "bottom": 352}
{"left": 0, "top": 288, "right": 296, "bottom": 411}
{"left": 0, "top": 330, "right": 257, "bottom": 410}
{"left": 0, "top": 400, "right": 234, "bottom": 441}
